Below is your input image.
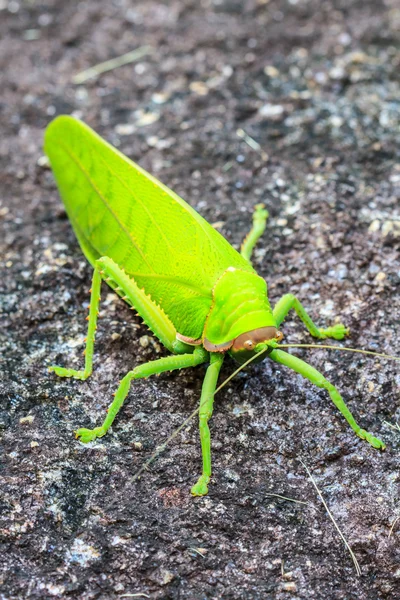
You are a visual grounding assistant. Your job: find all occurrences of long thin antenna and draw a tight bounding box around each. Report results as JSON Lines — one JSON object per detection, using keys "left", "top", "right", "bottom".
{"left": 278, "top": 343, "right": 400, "bottom": 362}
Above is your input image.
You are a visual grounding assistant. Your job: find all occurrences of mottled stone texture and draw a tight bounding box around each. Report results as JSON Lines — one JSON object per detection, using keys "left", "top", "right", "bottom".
{"left": 1, "top": 0, "right": 400, "bottom": 598}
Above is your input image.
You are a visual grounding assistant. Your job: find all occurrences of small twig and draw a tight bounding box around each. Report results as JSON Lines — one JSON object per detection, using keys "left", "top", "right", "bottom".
{"left": 72, "top": 45, "right": 153, "bottom": 84}
{"left": 120, "top": 594, "right": 150, "bottom": 599}
{"left": 300, "top": 459, "right": 361, "bottom": 576}
{"left": 389, "top": 515, "right": 400, "bottom": 538}
{"left": 264, "top": 492, "right": 314, "bottom": 508}
{"left": 236, "top": 128, "right": 268, "bottom": 160}
{"left": 383, "top": 420, "right": 400, "bottom": 433}
{"left": 188, "top": 547, "right": 207, "bottom": 557}
{"left": 222, "top": 161, "right": 233, "bottom": 172}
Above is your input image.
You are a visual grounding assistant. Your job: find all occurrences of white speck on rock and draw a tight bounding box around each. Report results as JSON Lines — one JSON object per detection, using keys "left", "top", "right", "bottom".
{"left": 66, "top": 538, "right": 100, "bottom": 566}
{"left": 320, "top": 300, "right": 334, "bottom": 317}
{"left": 259, "top": 103, "right": 284, "bottom": 120}
{"left": 39, "top": 583, "right": 65, "bottom": 596}
{"left": 115, "top": 123, "right": 136, "bottom": 136}
{"left": 111, "top": 535, "right": 129, "bottom": 546}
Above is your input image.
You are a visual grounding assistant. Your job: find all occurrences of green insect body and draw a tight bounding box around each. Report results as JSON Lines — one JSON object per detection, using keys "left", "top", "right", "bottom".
{"left": 45, "top": 116, "right": 385, "bottom": 497}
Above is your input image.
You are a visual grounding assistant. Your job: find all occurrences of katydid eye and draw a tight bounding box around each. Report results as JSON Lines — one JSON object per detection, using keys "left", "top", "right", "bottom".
{"left": 244, "top": 340, "right": 254, "bottom": 350}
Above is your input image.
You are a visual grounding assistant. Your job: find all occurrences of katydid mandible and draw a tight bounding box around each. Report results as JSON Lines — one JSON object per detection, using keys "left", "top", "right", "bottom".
{"left": 45, "top": 115, "right": 385, "bottom": 497}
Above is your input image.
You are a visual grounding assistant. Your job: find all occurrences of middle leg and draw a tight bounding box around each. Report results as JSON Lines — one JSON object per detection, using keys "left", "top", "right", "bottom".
{"left": 76, "top": 346, "right": 209, "bottom": 442}
{"left": 191, "top": 352, "right": 225, "bottom": 496}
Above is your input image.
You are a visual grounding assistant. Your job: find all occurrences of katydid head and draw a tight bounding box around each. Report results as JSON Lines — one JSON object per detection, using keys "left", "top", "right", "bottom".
{"left": 228, "top": 326, "right": 283, "bottom": 364}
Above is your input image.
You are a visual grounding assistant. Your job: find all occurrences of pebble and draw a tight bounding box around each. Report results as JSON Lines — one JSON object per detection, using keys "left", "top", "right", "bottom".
{"left": 139, "top": 335, "right": 150, "bottom": 348}
{"left": 37, "top": 155, "right": 50, "bottom": 168}
{"left": 263, "top": 65, "right": 279, "bottom": 77}
{"left": 374, "top": 272, "right": 386, "bottom": 283}
{"left": 258, "top": 103, "right": 284, "bottom": 120}
{"left": 150, "top": 568, "right": 175, "bottom": 586}
{"left": 20, "top": 415, "right": 34, "bottom": 424}
{"left": 66, "top": 539, "right": 100, "bottom": 566}
{"left": 368, "top": 219, "right": 380, "bottom": 233}
{"left": 115, "top": 123, "right": 135, "bottom": 136}
{"left": 189, "top": 81, "right": 209, "bottom": 96}
{"left": 152, "top": 91, "right": 170, "bottom": 104}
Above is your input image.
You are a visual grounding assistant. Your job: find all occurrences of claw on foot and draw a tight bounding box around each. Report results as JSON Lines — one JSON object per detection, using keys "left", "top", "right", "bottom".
{"left": 49, "top": 365, "right": 88, "bottom": 380}
{"left": 75, "top": 427, "right": 105, "bottom": 443}
{"left": 191, "top": 474, "right": 210, "bottom": 496}
{"left": 358, "top": 429, "right": 386, "bottom": 450}
{"left": 49, "top": 365, "right": 71, "bottom": 377}
{"left": 320, "top": 323, "right": 349, "bottom": 341}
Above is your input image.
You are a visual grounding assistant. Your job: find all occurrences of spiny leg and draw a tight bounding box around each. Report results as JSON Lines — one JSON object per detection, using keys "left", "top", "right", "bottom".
{"left": 273, "top": 293, "right": 348, "bottom": 340}
{"left": 240, "top": 203, "right": 269, "bottom": 262}
{"left": 49, "top": 256, "right": 178, "bottom": 381}
{"left": 191, "top": 353, "right": 225, "bottom": 497}
{"left": 49, "top": 267, "right": 102, "bottom": 380}
{"left": 96, "top": 256, "right": 176, "bottom": 353}
{"left": 269, "top": 349, "right": 385, "bottom": 449}
{"left": 76, "top": 347, "right": 209, "bottom": 442}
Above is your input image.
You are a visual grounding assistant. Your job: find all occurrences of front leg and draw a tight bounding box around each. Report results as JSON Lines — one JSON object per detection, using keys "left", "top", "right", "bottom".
{"left": 76, "top": 346, "right": 209, "bottom": 442}
{"left": 191, "top": 352, "right": 224, "bottom": 497}
{"left": 273, "top": 294, "right": 349, "bottom": 341}
{"left": 269, "top": 349, "right": 385, "bottom": 450}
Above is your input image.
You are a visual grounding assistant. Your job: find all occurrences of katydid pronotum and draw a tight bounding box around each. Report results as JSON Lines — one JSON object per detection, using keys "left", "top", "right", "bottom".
{"left": 45, "top": 115, "right": 387, "bottom": 497}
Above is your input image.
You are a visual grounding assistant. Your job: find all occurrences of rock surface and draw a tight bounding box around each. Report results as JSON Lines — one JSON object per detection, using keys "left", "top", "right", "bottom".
{"left": 1, "top": 0, "right": 400, "bottom": 598}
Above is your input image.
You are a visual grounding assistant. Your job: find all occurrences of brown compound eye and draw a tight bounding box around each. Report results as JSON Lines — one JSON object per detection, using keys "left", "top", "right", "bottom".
{"left": 244, "top": 340, "right": 255, "bottom": 350}
{"left": 276, "top": 331, "right": 284, "bottom": 342}
{"left": 232, "top": 327, "right": 281, "bottom": 352}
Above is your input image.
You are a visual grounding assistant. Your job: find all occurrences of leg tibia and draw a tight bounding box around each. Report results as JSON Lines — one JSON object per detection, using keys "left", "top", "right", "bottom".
{"left": 273, "top": 293, "right": 349, "bottom": 340}
{"left": 75, "top": 347, "right": 208, "bottom": 443}
{"left": 49, "top": 254, "right": 180, "bottom": 384}
{"left": 49, "top": 267, "right": 102, "bottom": 380}
{"left": 97, "top": 257, "right": 177, "bottom": 353}
{"left": 240, "top": 204, "right": 269, "bottom": 263}
{"left": 269, "top": 349, "right": 385, "bottom": 450}
{"left": 191, "top": 353, "right": 224, "bottom": 496}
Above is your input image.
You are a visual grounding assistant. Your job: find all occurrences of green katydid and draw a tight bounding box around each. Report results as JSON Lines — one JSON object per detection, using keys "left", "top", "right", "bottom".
{"left": 45, "top": 115, "right": 386, "bottom": 497}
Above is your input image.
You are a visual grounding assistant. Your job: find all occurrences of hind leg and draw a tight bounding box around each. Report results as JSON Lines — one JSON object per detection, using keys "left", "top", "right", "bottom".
{"left": 240, "top": 204, "right": 269, "bottom": 263}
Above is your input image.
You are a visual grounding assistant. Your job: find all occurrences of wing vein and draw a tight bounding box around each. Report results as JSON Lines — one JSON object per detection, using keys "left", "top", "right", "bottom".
{"left": 94, "top": 150, "right": 175, "bottom": 254}
{"left": 58, "top": 142, "right": 155, "bottom": 272}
